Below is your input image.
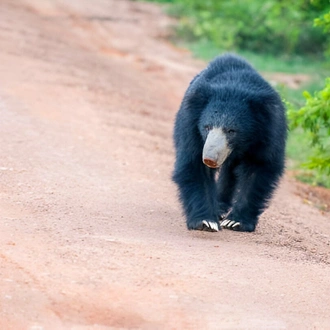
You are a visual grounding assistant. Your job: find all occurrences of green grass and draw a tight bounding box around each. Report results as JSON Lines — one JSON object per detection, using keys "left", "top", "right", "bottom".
{"left": 285, "top": 128, "right": 330, "bottom": 187}
{"left": 185, "top": 39, "right": 327, "bottom": 74}
{"left": 286, "top": 129, "right": 313, "bottom": 166}
{"left": 286, "top": 131, "right": 330, "bottom": 187}
{"left": 176, "top": 39, "right": 328, "bottom": 105}
{"left": 286, "top": 129, "right": 316, "bottom": 184}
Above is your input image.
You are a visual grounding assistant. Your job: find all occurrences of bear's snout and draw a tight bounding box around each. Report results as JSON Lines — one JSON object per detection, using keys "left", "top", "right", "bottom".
{"left": 203, "top": 158, "right": 219, "bottom": 168}
{"left": 202, "top": 128, "right": 231, "bottom": 168}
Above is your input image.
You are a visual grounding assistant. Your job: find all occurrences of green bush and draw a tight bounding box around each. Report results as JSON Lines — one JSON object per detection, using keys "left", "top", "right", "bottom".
{"left": 288, "top": 79, "right": 330, "bottom": 178}
{"left": 160, "top": 0, "right": 330, "bottom": 56}
{"left": 314, "top": 9, "right": 330, "bottom": 56}
{"left": 287, "top": 9, "right": 330, "bottom": 184}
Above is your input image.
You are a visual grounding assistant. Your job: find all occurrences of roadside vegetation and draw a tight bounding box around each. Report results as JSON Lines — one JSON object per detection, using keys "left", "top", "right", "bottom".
{"left": 142, "top": 0, "right": 330, "bottom": 187}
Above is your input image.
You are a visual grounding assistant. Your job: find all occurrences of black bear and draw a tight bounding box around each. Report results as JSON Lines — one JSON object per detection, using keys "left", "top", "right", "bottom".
{"left": 172, "top": 54, "right": 287, "bottom": 232}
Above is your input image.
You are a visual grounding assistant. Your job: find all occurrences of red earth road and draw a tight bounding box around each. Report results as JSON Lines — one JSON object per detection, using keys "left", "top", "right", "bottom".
{"left": 0, "top": 1, "right": 330, "bottom": 329}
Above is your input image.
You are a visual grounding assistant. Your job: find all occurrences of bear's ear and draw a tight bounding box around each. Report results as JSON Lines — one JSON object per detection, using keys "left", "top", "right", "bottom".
{"left": 184, "top": 76, "right": 210, "bottom": 110}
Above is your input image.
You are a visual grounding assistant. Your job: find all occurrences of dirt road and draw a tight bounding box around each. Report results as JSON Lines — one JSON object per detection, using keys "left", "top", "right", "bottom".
{"left": 0, "top": 1, "right": 330, "bottom": 329}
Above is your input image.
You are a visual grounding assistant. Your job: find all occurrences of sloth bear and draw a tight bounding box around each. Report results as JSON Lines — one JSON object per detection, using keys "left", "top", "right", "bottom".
{"left": 172, "top": 54, "right": 287, "bottom": 232}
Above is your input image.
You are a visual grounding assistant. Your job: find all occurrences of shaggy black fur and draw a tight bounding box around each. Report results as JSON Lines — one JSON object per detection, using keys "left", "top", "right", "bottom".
{"left": 172, "top": 54, "right": 287, "bottom": 232}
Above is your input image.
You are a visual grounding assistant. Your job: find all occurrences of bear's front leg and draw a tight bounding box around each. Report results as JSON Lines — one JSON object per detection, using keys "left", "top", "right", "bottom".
{"left": 220, "top": 164, "right": 281, "bottom": 232}
{"left": 173, "top": 160, "right": 220, "bottom": 232}
{"left": 217, "top": 161, "right": 237, "bottom": 219}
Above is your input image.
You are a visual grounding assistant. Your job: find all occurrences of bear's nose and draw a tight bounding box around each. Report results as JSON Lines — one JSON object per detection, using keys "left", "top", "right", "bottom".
{"left": 203, "top": 158, "right": 219, "bottom": 168}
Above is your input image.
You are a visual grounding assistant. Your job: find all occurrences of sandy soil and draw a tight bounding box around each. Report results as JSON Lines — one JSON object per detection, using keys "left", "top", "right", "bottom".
{"left": 0, "top": 1, "right": 330, "bottom": 329}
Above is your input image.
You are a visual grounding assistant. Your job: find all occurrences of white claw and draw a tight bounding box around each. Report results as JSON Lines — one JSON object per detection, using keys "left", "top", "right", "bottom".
{"left": 202, "top": 220, "right": 210, "bottom": 227}
{"left": 211, "top": 222, "right": 219, "bottom": 231}
{"left": 232, "top": 222, "right": 240, "bottom": 228}
{"left": 201, "top": 221, "right": 219, "bottom": 231}
{"left": 221, "top": 220, "right": 230, "bottom": 227}
{"left": 227, "top": 220, "right": 235, "bottom": 227}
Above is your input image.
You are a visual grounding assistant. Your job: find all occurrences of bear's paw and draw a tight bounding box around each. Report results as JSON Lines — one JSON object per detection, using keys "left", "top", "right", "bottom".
{"left": 190, "top": 220, "right": 220, "bottom": 232}
{"left": 220, "top": 220, "right": 255, "bottom": 232}
{"left": 220, "top": 219, "right": 241, "bottom": 230}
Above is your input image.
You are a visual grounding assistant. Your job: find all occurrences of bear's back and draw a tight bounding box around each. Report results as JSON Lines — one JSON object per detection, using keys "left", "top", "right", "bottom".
{"left": 202, "top": 54, "right": 277, "bottom": 102}
{"left": 204, "top": 54, "right": 253, "bottom": 80}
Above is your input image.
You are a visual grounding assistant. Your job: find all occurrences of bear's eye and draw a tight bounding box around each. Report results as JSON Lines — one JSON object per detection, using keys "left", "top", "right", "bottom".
{"left": 204, "top": 125, "right": 212, "bottom": 132}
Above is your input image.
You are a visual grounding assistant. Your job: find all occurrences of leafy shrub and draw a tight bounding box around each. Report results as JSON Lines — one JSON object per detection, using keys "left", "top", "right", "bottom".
{"left": 161, "top": 0, "right": 330, "bottom": 56}
{"left": 288, "top": 79, "right": 330, "bottom": 178}
{"left": 314, "top": 9, "right": 330, "bottom": 56}
{"left": 287, "top": 9, "right": 330, "bottom": 183}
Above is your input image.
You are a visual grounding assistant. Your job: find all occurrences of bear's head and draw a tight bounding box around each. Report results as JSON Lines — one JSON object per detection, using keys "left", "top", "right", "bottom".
{"left": 188, "top": 80, "right": 272, "bottom": 169}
